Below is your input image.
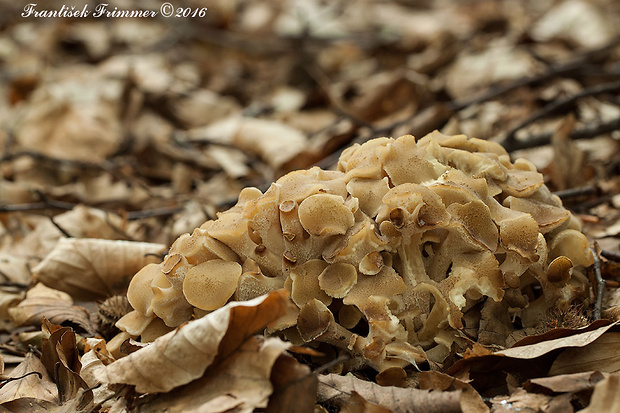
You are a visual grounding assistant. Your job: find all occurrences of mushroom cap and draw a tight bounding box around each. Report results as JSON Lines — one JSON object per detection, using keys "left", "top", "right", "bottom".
{"left": 549, "top": 229, "right": 593, "bottom": 268}
{"left": 318, "top": 262, "right": 358, "bottom": 298}
{"left": 289, "top": 259, "right": 332, "bottom": 307}
{"left": 126, "top": 263, "right": 159, "bottom": 317}
{"left": 298, "top": 194, "right": 355, "bottom": 237}
{"left": 182, "top": 259, "right": 243, "bottom": 311}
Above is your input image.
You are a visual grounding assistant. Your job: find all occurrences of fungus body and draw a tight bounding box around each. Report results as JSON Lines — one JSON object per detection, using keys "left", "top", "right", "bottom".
{"left": 117, "top": 132, "right": 593, "bottom": 371}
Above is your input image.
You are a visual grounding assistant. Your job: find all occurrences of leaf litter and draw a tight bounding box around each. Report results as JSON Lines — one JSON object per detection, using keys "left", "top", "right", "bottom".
{"left": 1, "top": 0, "right": 620, "bottom": 411}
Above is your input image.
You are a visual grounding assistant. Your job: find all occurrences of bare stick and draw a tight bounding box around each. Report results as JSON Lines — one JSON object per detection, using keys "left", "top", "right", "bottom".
{"left": 552, "top": 185, "right": 597, "bottom": 200}
{"left": 592, "top": 246, "right": 604, "bottom": 320}
{"left": 602, "top": 250, "right": 620, "bottom": 262}
{"left": 449, "top": 37, "right": 620, "bottom": 112}
{"left": 504, "top": 80, "right": 620, "bottom": 143}
{"left": 501, "top": 117, "right": 620, "bottom": 152}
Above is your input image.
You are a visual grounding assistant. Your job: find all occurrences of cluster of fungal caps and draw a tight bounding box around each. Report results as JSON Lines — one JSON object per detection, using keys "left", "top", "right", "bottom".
{"left": 113, "top": 131, "right": 593, "bottom": 371}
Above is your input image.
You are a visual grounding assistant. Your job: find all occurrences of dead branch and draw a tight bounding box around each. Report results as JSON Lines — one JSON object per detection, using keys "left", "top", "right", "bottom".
{"left": 601, "top": 250, "right": 620, "bottom": 262}
{"left": 500, "top": 117, "right": 620, "bottom": 152}
{"left": 504, "top": 80, "right": 620, "bottom": 144}
{"left": 126, "top": 205, "right": 184, "bottom": 220}
{"left": 553, "top": 185, "right": 598, "bottom": 200}
{"left": 449, "top": 37, "right": 620, "bottom": 112}
{"left": 593, "top": 245, "right": 604, "bottom": 320}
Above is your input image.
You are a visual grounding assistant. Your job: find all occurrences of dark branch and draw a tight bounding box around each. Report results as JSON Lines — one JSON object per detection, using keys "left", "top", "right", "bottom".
{"left": 500, "top": 117, "right": 620, "bottom": 152}
{"left": 503, "top": 80, "right": 620, "bottom": 143}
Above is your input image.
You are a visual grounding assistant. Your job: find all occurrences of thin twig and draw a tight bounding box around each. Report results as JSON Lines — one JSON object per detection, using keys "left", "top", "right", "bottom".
{"left": 552, "top": 185, "right": 598, "bottom": 200}
{"left": 602, "top": 250, "right": 620, "bottom": 262}
{"left": 504, "top": 80, "right": 620, "bottom": 143}
{"left": 593, "top": 246, "right": 604, "bottom": 320}
{"left": 501, "top": 117, "right": 620, "bottom": 152}
{"left": 313, "top": 355, "right": 351, "bottom": 375}
{"left": 126, "top": 206, "right": 184, "bottom": 220}
{"left": 449, "top": 37, "right": 620, "bottom": 112}
{"left": 0, "top": 371, "right": 42, "bottom": 389}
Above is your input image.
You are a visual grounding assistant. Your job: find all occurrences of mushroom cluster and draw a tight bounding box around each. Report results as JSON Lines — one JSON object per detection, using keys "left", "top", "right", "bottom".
{"left": 116, "top": 132, "right": 593, "bottom": 371}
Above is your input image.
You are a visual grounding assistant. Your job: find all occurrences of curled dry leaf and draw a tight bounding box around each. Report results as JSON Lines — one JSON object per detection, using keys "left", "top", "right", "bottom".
{"left": 265, "top": 352, "right": 317, "bottom": 413}
{"left": 8, "top": 283, "right": 94, "bottom": 335}
{"left": 317, "top": 373, "right": 462, "bottom": 413}
{"left": 525, "top": 371, "right": 607, "bottom": 394}
{"left": 188, "top": 116, "right": 308, "bottom": 170}
{"left": 549, "top": 332, "right": 620, "bottom": 376}
{"left": 135, "top": 336, "right": 292, "bottom": 413}
{"left": 0, "top": 353, "right": 57, "bottom": 405}
{"left": 581, "top": 373, "right": 620, "bottom": 412}
{"left": 96, "top": 290, "right": 288, "bottom": 393}
{"left": 340, "top": 391, "right": 395, "bottom": 413}
{"left": 420, "top": 371, "right": 489, "bottom": 413}
{"left": 447, "top": 321, "right": 620, "bottom": 393}
{"left": 32, "top": 238, "right": 166, "bottom": 300}
{"left": 40, "top": 320, "right": 93, "bottom": 407}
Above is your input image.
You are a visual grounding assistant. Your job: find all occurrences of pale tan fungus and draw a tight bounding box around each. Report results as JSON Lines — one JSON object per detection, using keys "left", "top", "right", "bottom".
{"left": 182, "top": 259, "right": 242, "bottom": 310}
{"left": 116, "top": 132, "right": 594, "bottom": 373}
{"left": 318, "top": 262, "right": 358, "bottom": 298}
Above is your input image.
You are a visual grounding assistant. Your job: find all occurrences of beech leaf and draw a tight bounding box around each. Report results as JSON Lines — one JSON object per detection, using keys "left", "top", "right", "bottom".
{"left": 317, "top": 373, "right": 462, "bottom": 413}
{"left": 95, "top": 290, "right": 288, "bottom": 393}
{"left": 32, "top": 238, "right": 166, "bottom": 300}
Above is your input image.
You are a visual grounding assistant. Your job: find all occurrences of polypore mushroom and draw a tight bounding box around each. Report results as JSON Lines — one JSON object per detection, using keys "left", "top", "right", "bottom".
{"left": 117, "top": 132, "right": 594, "bottom": 373}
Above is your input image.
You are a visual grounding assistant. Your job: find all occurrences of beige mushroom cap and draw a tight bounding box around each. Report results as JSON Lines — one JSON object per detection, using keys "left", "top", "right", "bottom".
{"left": 182, "top": 259, "right": 243, "bottom": 311}
{"left": 298, "top": 193, "right": 355, "bottom": 237}
{"left": 318, "top": 262, "right": 358, "bottom": 298}
{"left": 126, "top": 263, "right": 159, "bottom": 317}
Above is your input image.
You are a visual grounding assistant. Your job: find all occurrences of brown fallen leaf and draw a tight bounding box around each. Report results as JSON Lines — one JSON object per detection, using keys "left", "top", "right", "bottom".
{"left": 40, "top": 320, "right": 92, "bottom": 407}
{"left": 265, "top": 352, "right": 317, "bottom": 413}
{"left": 420, "top": 371, "right": 489, "bottom": 413}
{"left": 0, "top": 353, "right": 57, "bottom": 405}
{"left": 32, "top": 238, "right": 166, "bottom": 300}
{"left": 95, "top": 290, "right": 288, "bottom": 393}
{"left": 134, "top": 336, "right": 292, "bottom": 413}
{"left": 447, "top": 321, "right": 620, "bottom": 393}
{"left": 340, "top": 391, "right": 394, "bottom": 413}
{"left": 497, "top": 322, "right": 619, "bottom": 360}
{"left": 8, "top": 283, "right": 94, "bottom": 335}
{"left": 490, "top": 388, "right": 572, "bottom": 413}
{"left": 317, "top": 373, "right": 462, "bottom": 413}
{"left": 549, "top": 332, "right": 620, "bottom": 376}
{"left": 580, "top": 372, "right": 620, "bottom": 412}
{"left": 525, "top": 371, "right": 606, "bottom": 394}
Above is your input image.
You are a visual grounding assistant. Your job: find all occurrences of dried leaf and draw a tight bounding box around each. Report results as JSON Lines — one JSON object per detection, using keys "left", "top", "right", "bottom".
{"left": 497, "top": 322, "right": 619, "bottom": 360}
{"left": 525, "top": 371, "right": 606, "bottom": 394}
{"left": 95, "top": 290, "right": 288, "bottom": 393}
{"left": 549, "top": 332, "right": 620, "bottom": 376}
{"left": 189, "top": 116, "right": 308, "bottom": 170}
{"left": 266, "top": 353, "right": 317, "bottom": 413}
{"left": 490, "top": 388, "right": 565, "bottom": 413}
{"left": 0, "top": 353, "right": 57, "bottom": 405}
{"left": 32, "top": 238, "right": 166, "bottom": 300}
{"left": 317, "top": 373, "right": 462, "bottom": 413}
{"left": 135, "top": 336, "right": 291, "bottom": 413}
{"left": 8, "top": 283, "right": 94, "bottom": 335}
{"left": 581, "top": 373, "right": 620, "bottom": 412}
{"left": 40, "top": 321, "right": 92, "bottom": 406}
{"left": 420, "top": 371, "right": 489, "bottom": 413}
{"left": 340, "top": 391, "right": 394, "bottom": 413}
